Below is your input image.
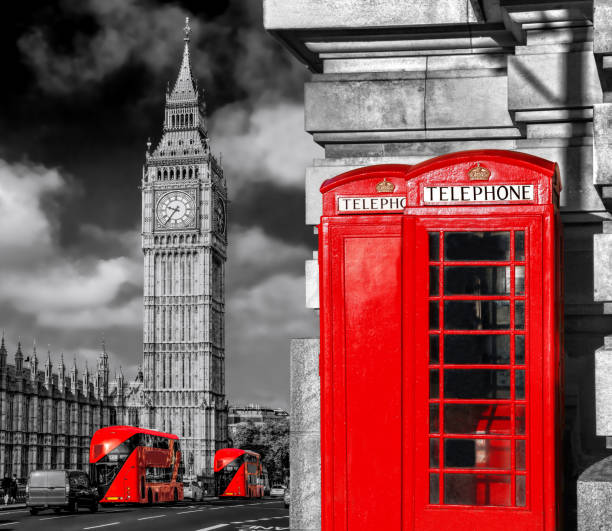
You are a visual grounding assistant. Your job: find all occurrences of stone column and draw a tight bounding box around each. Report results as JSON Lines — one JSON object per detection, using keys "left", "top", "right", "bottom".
{"left": 577, "top": 1, "right": 612, "bottom": 528}
{"left": 578, "top": 456, "right": 612, "bottom": 530}
{"left": 290, "top": 339, "right": 320, "bottom": 531}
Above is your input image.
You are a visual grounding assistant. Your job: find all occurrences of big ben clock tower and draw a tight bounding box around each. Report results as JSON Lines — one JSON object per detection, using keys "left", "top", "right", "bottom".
{"left": 141, "top": 18, "right": 227, "bottom": 482}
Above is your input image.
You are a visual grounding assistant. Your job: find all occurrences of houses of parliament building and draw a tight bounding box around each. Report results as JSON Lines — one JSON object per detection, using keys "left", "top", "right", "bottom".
{"left": 0, "top": 338, "right": 142, "bottom": 477}
{"left": 0, "top": 18, "right": 228, "bottom": 480}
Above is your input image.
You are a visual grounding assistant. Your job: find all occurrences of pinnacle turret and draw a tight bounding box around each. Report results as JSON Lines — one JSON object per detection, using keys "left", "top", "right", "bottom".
{"left": 0, "top": 331, "right": 6, "bottom": 368}
{"left": 45, "top": 348, "right": 52, "bottom": 387}
{"left": 83, "top": 361, "right": 90, "bottom": 397}
{"left": 71, "top": 356, "right": 78, "bottom": 393}
{"left": 31, "top": 340, "right": 38, "bottom": 381}
{"left": 15, "top": 340, "right": 23, "bottom": 372}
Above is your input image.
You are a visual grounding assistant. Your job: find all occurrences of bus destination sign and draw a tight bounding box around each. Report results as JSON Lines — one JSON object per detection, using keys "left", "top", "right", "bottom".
{"left": 423, "top": 184, "right": 535, "bottom": 204}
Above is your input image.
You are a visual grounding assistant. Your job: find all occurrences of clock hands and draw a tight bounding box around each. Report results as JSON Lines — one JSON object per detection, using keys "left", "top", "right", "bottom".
{"left": 164, "top": 205, "right": 180, "bottom": 224}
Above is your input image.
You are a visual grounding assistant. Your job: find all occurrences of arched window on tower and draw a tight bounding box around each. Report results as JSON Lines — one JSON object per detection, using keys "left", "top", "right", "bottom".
{"left": 163, "top": 170, "right": 168, "bottom": 180}
{"left": 182, "top": 168, "right": 187, "bottom": 179}
{"left": 181, "top": 114, "right": 185, "bottom": 126}
{"left": 195, "top": 168, "right": 199, "bottom": 177}
{"left": 189, "top": 168, "right": 193, "bottom": 178}
{"left": 170, "top": 169, "right": 174, "bottom": 179}
{"left": 189, "top": 114, "right": 193, "bottom": 126}
{"left": 157, "top": 170, "right": 161, "bottom": 180}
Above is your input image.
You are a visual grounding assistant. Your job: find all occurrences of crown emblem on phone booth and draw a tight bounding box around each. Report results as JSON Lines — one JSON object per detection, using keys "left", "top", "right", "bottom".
{"left": 468, "top": 163, "right": 491, "bottom": 181}
{"left": 375, "top": 178, "right": 395, "bottom": 193}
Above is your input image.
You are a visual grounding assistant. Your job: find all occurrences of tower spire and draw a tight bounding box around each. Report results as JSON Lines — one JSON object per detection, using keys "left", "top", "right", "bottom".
{"left": 169, "top": 17, "right": 197, "bottom": 101}
{"left": 184, "top": 16, "right": 191, "bottom": 41}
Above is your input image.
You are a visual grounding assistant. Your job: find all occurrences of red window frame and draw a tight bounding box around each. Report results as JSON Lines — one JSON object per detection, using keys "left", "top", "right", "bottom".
{"left": 406, "top": 214, "right": 546, "bottom": 530}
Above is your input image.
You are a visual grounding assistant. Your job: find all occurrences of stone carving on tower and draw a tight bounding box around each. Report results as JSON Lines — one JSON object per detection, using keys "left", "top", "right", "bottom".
{"left": 141, "top": 18, "right": 228, "bottom": 481}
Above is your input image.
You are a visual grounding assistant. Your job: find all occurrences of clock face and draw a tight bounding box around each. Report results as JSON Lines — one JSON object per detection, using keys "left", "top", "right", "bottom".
{"left": 156, "top": 191, "right": 196, "bottom": 229}
{"left": 215, "top": 198, "right": 226, "bottom": 235}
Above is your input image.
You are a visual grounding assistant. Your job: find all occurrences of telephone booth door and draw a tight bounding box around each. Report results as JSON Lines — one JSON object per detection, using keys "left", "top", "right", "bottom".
{"left": 319, "top": 151, "right": 563, "bottom": 531}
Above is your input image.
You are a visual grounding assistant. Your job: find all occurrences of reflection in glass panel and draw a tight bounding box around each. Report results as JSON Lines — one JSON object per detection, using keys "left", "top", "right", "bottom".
{"left": 430, "top": 370, "right": 439, "bottom": 398}
{"left": 430, "top": 404, "right": 439, "bottom": 433}
{"left": 515, "top": 370, "right": 525, "bottom": 399}
{"left": 444, "top": 301, "right": 510, "bottom": 330}
{"left": 444, "top": 335, "right": 510, "bottom": 365}
{"left": 445, "top": 439, "right": 511, "bottom": 470}
{"left": 516, "top": 475, "right": 526, "bottom": 507}
{"left": 444, "top": 404, "right": 512, "bottom": 434}
{"left": 430, "top": 438, "right": 440, "bottom": 467}
{"left": 429, "top": 335, "right": 440, "bottom": 364}
{"left": 429, "top": 233, "right": 440, "bottom": 261}
{"left": 515, "top": 232, "right": 525, "bottom": 261}
{"left": 444, "top": 474, "right": 511, "bottom": 506}
{"left": 430, "top": 474, "right": 440, "bottom": 504}
{"left": 515, "top": 301, "right": 525, "bottom": 330}
{"left": 430, "top": 301, "right": 439, "bottom": 330}
{"left": 516, "top": 405, "right": 526, "bottom": 435}
{"left": 444, "top": 266, "right": 510, "bottom": 295}
{"left": 515, "top": 335, "right": 525, "bottom": 365}
{"left": 444, "top": 232, "right": 510, "bottom": 261}
{"left": 515, "top": 266, "right": 525, "bottom": 295}
{"left": 430, "top": 266, "right": 439, "bottom": 295}
{"left": 444, "top": 369, "right": 510, "bottom": 399}
{"left": 516, "top": 440, "right": 526, "bottom": 471}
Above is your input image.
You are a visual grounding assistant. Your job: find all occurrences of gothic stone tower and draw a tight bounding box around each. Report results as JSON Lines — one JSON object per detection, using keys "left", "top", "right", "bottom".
{"left": 141, "top": 18, "right": 227, "bottom": 481}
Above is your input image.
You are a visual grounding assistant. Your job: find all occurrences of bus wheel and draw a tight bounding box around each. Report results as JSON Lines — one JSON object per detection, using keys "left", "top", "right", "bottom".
{"left": 147, "top": 489, "right": 153, "bottom": 505}
{"left": 90, "top": 501, "right": 99, "bottom": 513}
{"left": 29, "top": 508, "right": 38, "bottom": 516}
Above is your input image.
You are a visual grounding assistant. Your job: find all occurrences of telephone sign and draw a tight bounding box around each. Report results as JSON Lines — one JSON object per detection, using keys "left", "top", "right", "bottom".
{"left": 318, "top": 150, "right": 563, "bottom": 531}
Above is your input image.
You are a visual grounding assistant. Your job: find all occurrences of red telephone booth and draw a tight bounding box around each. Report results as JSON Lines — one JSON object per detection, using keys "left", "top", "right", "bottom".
{"left": 318, "top": 150, "right": 563, "bottom": 531}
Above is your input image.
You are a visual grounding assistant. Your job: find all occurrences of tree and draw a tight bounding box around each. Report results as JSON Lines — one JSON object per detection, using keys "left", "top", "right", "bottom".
{"left": 233, "top": 418, "right": 289, "bottom": 483}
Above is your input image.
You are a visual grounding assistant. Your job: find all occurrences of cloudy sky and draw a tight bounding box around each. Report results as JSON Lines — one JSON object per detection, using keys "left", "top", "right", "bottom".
{"left": 0, "top": 0, "right": 321, "bottom": 408}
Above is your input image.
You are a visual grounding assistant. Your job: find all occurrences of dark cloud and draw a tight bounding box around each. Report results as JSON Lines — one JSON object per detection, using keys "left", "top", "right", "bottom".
{"left": 230, "top": 181, "right": 315, "bottom": 247}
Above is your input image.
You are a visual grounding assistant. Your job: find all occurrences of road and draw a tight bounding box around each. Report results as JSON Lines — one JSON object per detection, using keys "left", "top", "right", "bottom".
{"left": 0, "top": 498, "right": 288, "bottom": 531}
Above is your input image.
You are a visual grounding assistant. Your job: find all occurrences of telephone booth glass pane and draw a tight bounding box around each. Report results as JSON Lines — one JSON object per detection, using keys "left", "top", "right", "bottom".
{"left": 428, "top": 230, "right": 528, "bottom": 509}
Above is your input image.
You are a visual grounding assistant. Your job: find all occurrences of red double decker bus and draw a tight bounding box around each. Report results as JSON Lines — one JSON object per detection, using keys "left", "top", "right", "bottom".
{"left": 90, "top": 426, "right": 184, "bottom": 505}
{"left": 214, "top": 448, "right": 264, "bottom": 498}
